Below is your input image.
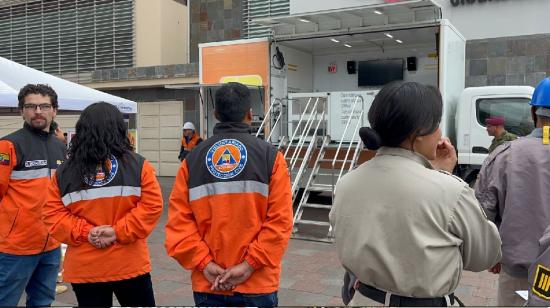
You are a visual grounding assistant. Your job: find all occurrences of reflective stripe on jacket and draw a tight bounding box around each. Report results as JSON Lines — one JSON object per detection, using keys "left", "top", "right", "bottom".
{"left": 166, "top": 122, "right": 293, "bottom": 294}
{"left": 0, "top": 123, "right": 66, "bottom": 255}
{"left": 43, "top": 152, "right": 163, "bottom": 283}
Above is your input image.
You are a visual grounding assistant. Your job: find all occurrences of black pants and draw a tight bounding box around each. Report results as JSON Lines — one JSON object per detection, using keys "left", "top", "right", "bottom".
{"left": 71, "top": 273, "right": 155, "bottom": 307}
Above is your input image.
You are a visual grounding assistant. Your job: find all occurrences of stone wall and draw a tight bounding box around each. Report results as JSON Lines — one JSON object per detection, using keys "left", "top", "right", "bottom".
{"left": 466, "top": 34, "right": 550, "bottom": 87}
{"left": 189, "top": 0, "right": 243, "bottom": 62}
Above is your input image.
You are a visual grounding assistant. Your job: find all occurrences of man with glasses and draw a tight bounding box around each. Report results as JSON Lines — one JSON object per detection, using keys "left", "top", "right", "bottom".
{"left": 0, "top": 84, "right": 66, "bottom": 306}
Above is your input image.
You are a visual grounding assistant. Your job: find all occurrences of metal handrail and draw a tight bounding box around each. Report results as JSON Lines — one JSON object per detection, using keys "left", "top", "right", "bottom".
{"left": 277, "top": 135, "right": 287, "bottom": 150}
{"left": 349, "top": 128, "right": 364, "bottom": 172}
{"left": 284, "top": 97, "right": 314, "bottom": 159}
{"left": 291, "top": 109, "right": 326, "bottom": 196}
{"left": 291, "top": 135, "right": 317, "bottom": 196}
{"left": 293, "top": 135, "right": 322, "bottom": 222}
{"left": 255, "top": 97, "right": 275, "bottom": 137}
{"left": 256, "top": 97, "right": 282, "bottom": 138}
{"left": 338, "top": 110, "right": 364, "bottom": 180}
{"left": 289, "top": 108, "right": 317, "bottom": 171}
{"left": 331, "top": 95, "right": 363, "bottom": 198}
{"left": 294, "top": 134, "right": 330, "bottom": 214}
{"left": 289, "top": 98, "right": 320, "bottom": 170}
{"left": 331, "top": 96, "right": 363, "bottom": 168}
{"left": 266, "top": 106, "right": 284, "bottom": 142}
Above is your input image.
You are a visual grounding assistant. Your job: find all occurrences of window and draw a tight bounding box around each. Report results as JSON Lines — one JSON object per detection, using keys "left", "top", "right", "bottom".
{"left": 476, "top": 97, "right": 534, "bottom": 136}
{"left": 0, "top": 0, "right": 134, "bottom": 74}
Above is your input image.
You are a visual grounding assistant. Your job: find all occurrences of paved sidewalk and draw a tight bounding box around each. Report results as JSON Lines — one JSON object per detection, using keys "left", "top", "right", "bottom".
{"left": 49, "top": 176, "right": 498, "bottom": 306}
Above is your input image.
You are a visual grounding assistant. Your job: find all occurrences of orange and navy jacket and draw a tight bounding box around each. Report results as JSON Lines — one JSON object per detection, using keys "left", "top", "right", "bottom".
{"left": 178, "top": 133, "right": 202, "bottom": 161}
{"left": 165, "top": 122, "right": 293, "bottom": 294}
{"left": 43, "top": 152, "right": 163, "bottom": 283}
{"left": 0, "top": 123, "right": 65, "bottom": 255}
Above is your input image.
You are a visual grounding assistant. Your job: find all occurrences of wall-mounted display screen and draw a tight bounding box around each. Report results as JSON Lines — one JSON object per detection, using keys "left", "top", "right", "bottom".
{"left": 358, "top": 59, "right": 404, "bottom": 86}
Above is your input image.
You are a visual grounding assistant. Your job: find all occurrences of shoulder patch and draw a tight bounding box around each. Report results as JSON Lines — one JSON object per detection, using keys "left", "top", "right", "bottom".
{"left": 532, "top": 264, "right": 550, "bottom": 300}
{"left": 206, "top": 139, "right": 247, "bottom": 180}
{"left": 83, "top": 155, "right": 118, "bottom": 187}
{"left": 0, "top": 152, "right": 10, "bottom": 165}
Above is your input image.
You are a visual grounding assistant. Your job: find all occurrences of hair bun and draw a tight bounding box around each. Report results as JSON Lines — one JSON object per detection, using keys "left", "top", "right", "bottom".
{"left": 359, "top": 127, "right": 382, "bottom": 150}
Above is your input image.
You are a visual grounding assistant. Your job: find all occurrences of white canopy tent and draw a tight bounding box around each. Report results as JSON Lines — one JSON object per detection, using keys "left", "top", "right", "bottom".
{"left": 0, "top": 56, "right": 137, "bottom": 113}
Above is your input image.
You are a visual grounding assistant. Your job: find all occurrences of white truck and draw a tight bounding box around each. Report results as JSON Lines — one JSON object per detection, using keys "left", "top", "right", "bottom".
{"left": 197, "top": 0, "right": 538, "bottom": 240}
{"left": 198, "top": 0, "right": 535, "bottom": 181}
{"left": 455, "top": 86, "right": 534, "bottom": 182}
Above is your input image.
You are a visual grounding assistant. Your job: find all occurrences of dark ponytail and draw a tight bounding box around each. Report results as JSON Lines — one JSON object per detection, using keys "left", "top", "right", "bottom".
{"left": 359, "top": 127, "right": 382, "bottom": 150}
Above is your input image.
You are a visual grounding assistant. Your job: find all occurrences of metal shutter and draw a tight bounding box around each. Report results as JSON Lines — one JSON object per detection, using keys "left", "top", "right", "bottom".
{"left": 0, "top": 0, "right": 134, "bottom": 74}
{"left": 243, "top": 0, "right": 289, "bottom": 39}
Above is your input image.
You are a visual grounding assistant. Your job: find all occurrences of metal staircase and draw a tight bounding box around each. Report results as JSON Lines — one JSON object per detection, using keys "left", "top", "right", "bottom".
{"left": 292, "top": 96, "right": 364, "bottom": 242}
{"left": 256, "top": 95, "right": 365, "bottom": 242}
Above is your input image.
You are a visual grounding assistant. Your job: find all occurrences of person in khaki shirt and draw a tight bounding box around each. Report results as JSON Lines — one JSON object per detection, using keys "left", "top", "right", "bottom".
{"left": 330, "top": 81, "right": 502, "bottom": 307}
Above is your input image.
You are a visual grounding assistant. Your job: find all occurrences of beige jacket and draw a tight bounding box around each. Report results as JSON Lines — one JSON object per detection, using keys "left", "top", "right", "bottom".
{"left": 329, "top": 147, "right": 501, "bottom": 298}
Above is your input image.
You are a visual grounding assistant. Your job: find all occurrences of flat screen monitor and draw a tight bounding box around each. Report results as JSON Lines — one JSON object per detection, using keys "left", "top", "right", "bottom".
{"left": 358, "top": 59, "right": 404, "bottom": 86}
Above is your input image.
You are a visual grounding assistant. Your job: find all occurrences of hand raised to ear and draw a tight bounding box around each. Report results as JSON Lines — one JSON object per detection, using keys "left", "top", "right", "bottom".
{"left": 429, "top": 137, "right": 457, "bottom": 173}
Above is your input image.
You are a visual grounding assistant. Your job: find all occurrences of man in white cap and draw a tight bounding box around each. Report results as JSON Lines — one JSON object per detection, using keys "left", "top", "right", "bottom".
{"left": 179, "top": 122, "right": 202, "bottom": 161}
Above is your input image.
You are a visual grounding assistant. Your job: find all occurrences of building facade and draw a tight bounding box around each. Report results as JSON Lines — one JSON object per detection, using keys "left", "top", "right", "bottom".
{"left": 188, "top": 0, "right": 289, "bottom": 61}
{"left": 289, "top": 0, "right": 550, "bottom": 87}
{"left": 435, "top": 0, "right": 550, "bottom": 87}
{"left": 0, "top": 0, "right": 198, "bottom": 176}
{"left": 3, "top": 0, "right": 547, "bottom": 174}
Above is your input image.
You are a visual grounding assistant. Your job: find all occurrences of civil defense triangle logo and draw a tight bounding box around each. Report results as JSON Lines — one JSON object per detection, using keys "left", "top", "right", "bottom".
{"left": 217, "top": 148, "right": 237, "bottom": 165}
{"left": 206, "top": 139, "right": 247, "bottom": 180}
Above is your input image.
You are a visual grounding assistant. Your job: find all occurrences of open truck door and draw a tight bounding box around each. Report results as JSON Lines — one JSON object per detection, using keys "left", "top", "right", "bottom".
{"left": 198, "top": 0, "right": 470, "bottom": 241}
{"left": 438, "top": 19, "right": 465, "bottom": 141}
{"left": 253, "top": 0, "right": 464, "bottom": 143}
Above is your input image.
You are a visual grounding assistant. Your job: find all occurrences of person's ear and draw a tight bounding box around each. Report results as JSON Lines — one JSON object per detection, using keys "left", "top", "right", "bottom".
{"left": 245, "top": 109, "right": 253, "bottom": 122}
{"left": 532, "top": 106, "right": 538, "bottom": 127}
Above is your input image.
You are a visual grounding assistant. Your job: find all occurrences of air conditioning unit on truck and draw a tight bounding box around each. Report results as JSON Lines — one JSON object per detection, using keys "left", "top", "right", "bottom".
{"left": 197, "top": 0, "right": 534, "bottom": 240}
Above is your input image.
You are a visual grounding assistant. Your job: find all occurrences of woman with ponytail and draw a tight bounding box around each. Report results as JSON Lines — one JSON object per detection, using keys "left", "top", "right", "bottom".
{"left": 42, "top": 102, "right": 163, "bottom": 307}
{"left": 330, "top": 82, "right": 501, "bottom": 306}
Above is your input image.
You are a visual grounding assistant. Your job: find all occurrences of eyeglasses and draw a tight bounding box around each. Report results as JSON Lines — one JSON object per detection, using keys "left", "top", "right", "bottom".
{"left": 23, "top": 104, "right": 53, "bottom": 111}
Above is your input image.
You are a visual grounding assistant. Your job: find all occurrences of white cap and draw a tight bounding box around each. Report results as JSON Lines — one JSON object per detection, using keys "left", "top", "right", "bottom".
{"left": 182, "top": 122, "right": 195, "bottom": 131}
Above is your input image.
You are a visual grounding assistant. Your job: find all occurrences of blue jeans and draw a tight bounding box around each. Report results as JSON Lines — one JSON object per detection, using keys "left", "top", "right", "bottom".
{"left": 0, "top": 248, "right": 60, "bottom": 307}
{"left": 194, "top": 291, "right": 278, "bottom": 307}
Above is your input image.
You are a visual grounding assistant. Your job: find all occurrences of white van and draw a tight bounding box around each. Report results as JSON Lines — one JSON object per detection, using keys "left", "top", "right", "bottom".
{"left": 455, "top": 86, "right": 534, "bottom": 183}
